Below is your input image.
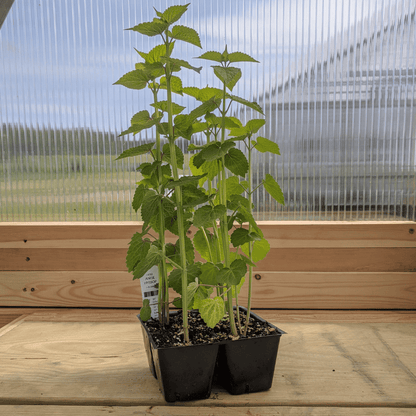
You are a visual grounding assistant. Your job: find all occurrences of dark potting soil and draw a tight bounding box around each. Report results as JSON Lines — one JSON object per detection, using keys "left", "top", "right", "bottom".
{"left": 143, "top": 310, "right": 277, "bottom": 348}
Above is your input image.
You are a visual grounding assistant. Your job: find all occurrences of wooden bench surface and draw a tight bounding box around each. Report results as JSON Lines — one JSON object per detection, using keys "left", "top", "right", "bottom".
{"left": 0, "top": 309, "right": 415, "bottom": 415}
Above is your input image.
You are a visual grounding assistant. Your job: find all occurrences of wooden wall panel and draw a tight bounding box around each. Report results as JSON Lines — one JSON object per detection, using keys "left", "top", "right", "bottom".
{"left": 0, "top": 222, "right": 415, "bottom": 309}
{"left": 1, "top": 271, "right": 415, "bottom": 309}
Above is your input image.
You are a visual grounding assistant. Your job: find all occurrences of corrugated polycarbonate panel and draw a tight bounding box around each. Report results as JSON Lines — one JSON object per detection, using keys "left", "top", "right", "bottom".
{"left": 1, "top": 0, "right": 415, "bottom": 221}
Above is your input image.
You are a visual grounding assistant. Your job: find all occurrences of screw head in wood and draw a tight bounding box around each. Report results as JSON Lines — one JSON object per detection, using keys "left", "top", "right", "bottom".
{"left": 410, "top": 229, "right": 414, "bottom": 234}
{"left": 254, "top": 274, "right": 261, "bottom": 280}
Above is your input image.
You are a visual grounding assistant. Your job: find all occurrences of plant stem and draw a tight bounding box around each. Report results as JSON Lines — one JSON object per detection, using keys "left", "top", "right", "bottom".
{"left": 152, "top": 87, "right": 169, "bottom": 326}
{"left": 220, "top": 81, "right": 238, "bottom": 337}
{"left": 164, "top": 34, "right": 189, "bottom": 343}
{"left": 243, "top": 138, "right": 253, "bottom": 336}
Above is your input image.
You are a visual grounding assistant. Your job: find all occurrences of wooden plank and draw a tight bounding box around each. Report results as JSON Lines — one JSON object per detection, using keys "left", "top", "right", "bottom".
{"left": 0, "top": 315, "right": 22, "bottom": 329}
{"left": 1, "top": 271, "right": 415, "bottom": 309}
{"left": 1, "top": 247, "right": 415, "bottom": 272}
{"left": 1, "top": 221, "right": 415, "bottom": 248}
{"left": 0, "top": 321, "right": 415, "bottom": 407}
{"left": 1, "top": 405, "right": 415, "bottom": 415}
{"left": 1, "top": 308, "right": 415, "bottom": 324}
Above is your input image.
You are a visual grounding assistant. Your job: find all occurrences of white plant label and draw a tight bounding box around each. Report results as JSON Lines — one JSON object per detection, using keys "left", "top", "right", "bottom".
{"left": 140, "top": 265, "right": 159, "bottom": 319}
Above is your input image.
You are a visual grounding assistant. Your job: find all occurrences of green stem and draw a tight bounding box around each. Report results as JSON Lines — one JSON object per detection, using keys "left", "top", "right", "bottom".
{"left": 220, "top": 80, "right": 238, "bottom": 336}
{"left": 152, "top": 87, "right": 169, "bottom": 326}
{"left": 164, "top": 34, "right": 189, "bottom": 343}
{"left": 243, "top": 138, "right": 253, "bottom": 337}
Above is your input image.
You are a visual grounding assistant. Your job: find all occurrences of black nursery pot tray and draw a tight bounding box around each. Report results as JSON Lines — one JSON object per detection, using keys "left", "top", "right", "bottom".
{"left": 139, "top": 311, "right": 219, "bottom": 403}
{"left": 138, "top": 308, "right": 285, "bottom": 402}
{"left": 215, "top": 308, "right": 286, "bottom": 395}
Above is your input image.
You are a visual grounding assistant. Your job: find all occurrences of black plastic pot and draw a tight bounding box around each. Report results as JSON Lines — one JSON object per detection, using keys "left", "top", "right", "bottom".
{"left": 138, "top": 308, "right": 285, "bottom": 402}
{"left": 215, "top": 308, "right": 286, "bottom": 395}
{"left": 139, "top": 311, "right": 219, "bottom": 402}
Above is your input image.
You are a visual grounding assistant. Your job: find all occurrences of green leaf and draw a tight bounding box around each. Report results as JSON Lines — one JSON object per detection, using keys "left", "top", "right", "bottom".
{"left": 126, "top": 233, "right": 151, "bottom": 273}
{"left": 128, "top": 20, "right": 169, "bottom": 37}
{"left": 254, "top": 137, "right": 281, "bottom": 155}
{"left": 115, "top": 142, "right": 155, "bottom": 160}
{"left": 188, "top": 98, "right": 221, "bottom": 123}
{"left": 263, "top": 174, "right": 285, "bottom": 205}
{"left": 198, "top": 296, "right": 225, "bottom": 328}
{"left": 196, "top": 51, "right": 222, "bottom": 62}
{"left": 168, "top": 263, "right": 200, "bottom": 294}
{"left": 151, "top": 101, "right": 185, "bottom": 115}
{"left": 167, "top": 174, "right": 207, "bottom": 189}
{"left": 241, "top": 238, "right": 270, "bottom": 263}
{"left": 162, "top": 4, "right": 189, "bottom": 24}
{"left": 246, "top": 119, "right": 266, "bottom": 134}
{"left": 161, "top": 56, "right": 202, "bottom": 73}
{"left": 227, "top": 94, "right": 264, "bottom": 114}
{"left": 160, "top": 76, "right": 183, "bottom": 95}
{"left": 184, "top": 281, "right": 199, "bottom": 308}
{"left": 145, "top": 43, "right": 173, "bottom": 64}
{"left": 230, "top": 228, "right": 251, "bottom": 247}
{"left": 132, "top": 185, "right": 148, "bottom": 212}
{"left": 225, "top": 176, "right": 245, "bottom": 197}
{"left": 201, "top": 160, "right": 219, "bottom": 180}
{"left": 181, "top": 184, "right": 210, "bottom": 208}
{"left": 199, "top": 262, "right": 218, "bottom": 286}
{"left": 224, "top": 148, "right": 248, "bottom": 177}
{"left": 162, "top": 143, "right": 184, "bottom": 169}
{"left": 213, "top": 66, "right": 241, "bottom": 91}
{"left": 141, "top": 191, "right": 161, "bottom": 224}
{"left": 217, "top": 259, "right": 247, "bottom": 285}
{"left": 170, "top": 25, "right": 202, "bottom": 48}
{"left": 133, "top": 245, "right": 162, "bottom": 280}
{"left": 113, "top": 70, "right": 149, "bottom": 90}
{"left": 193, "top": 206, "right": 214, "bottom": 228}
{"left": 131, "top": 110, "right": 151, "bottom": 124}
{"left": 193, "top": 229, "right": 221, "bottom": 262}
{"left": 227, "top": 52, "right": 259, "bottom": 63}
{"left": 134, "top": 62, "right": 165, "bottom": 79}
{"left": 193, "top": 285, "right": 213, "bottom": 310}
{"left": 139, "top": 299, "right": 152, "bottom": 322}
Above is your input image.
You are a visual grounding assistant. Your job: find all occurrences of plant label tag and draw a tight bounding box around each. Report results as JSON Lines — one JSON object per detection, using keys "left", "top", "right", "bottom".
{"left": 140, "top": 265, "right": 159, "bottom": 319}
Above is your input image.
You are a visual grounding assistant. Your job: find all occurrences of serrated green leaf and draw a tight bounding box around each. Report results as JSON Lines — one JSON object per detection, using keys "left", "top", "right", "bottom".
{"left": 132, "top": 185, "right": 148, "bottom": 212}
{"left": 146, "top": 43, "right": 174, "bottom": 64}
{"left": 160, "top": 76, "right": 183, "bottom": 95}
{"left": 168, "top": 263, "right": 200, "bottom": 294}
{"left": 227, "top": 94, "right": 264, "bottom": 114}
{"left": 141, "top": 191, "right": 161, "bottom": 224}
{"left": 139, "top": 299, "right": 152, "bottom": 322}
{"left": 201, "top": 160, "right": 219, "bottom": 181}
{"left": 126, "top": 233, "right": 151, "bottom": 272}
{"left": 150, "top": 101, "right": 185, "bottom": 115}
{"left": 162, "top": 143, "right": 184, "bottom": 169}
{"left": 181, "top": 184, "right": 210, "bottom": 208}
{"left": 241, "top": 238, "right": 270, "bottom": 262}
{"left": 188, "top": 98, "right": 221, "bottom": 123}
{"left": 134, "top": 62, "right": 165, "bottom": 79}
{"left": 128, "top": 20, "right": 169, "bottom": 37}
{"left": 170, "top": 25, "right": 202, "bottom": 48}
{"left": 198, "top": 296, "right": 225, "bottom": 328}
{"left": 193, "top": 229, "right": 221, "bottom": 262}
{"left": 263, "top": 174, "right": 285, "bottom": 205}
{"left": 189, "top": 154, "right": 207, "bottom": 186}
{"left": 161, "top": 56, "right": 202, "bottom": 73}
{"left": 115, "top": 142, "right": 155, "bottom": 160}
{"left": 224, "top": 148, "right": 248, "bottom": 177}
{"left": 227, "top": 51, "right": 259, "bottom": 63}
{"left": 198, "top": 262, "right": 218, "bottom": 286}
{"left": 217, "top": 259, "right": 246, "bottom": 285}
{"left": 225, "top": 176, "right": 245, "bottom": 197}
{"left": 191, "top": 122, "right": 209, "bottom": 134}
{"left": 133, "top": 245, "right": 162, "bottom": 280}
{"left": 193, "top": 285, "right": 213, "bottom": 310}
{"left": 196, "top": 51, "right": 222, "bottom": 62}
{"left": 167, "top": 174, "right": 207, "bottom": 188}
{"left": 235, "top": 202, "right": 263, "bottom": 237}
{"left": 193, "top": 205, "right": 214, "bottom": 228}
{"left": 230, "top": 227, "right": 251, "bottom": 247}
{"left": 131, "top": 110, "right": 151, "bottom": 124}
{"left": 254, "top": 137, "right": 281, "bottom": 155}
{"left": 162, "top": 4, "right": 189, "bottom": 24}
{"left": 213, "top": 66, "right": 241, "bottom": 91}
{"left": 246, "top": 119, "right": 266, "bottom": 134}
{"left": 113, "top": 70, "right": 149, "bottom": 90}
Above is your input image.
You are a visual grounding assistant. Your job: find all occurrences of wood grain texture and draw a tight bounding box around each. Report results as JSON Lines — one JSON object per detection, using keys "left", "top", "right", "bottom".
{"left": 1, "top": 271, "right": 415, "bottom": 309}
{"left": 0, "top": 315, "right": 22, "bottom": 329}
{"left": 2, "top": 221, "right": 415, "bottom": 248}
{"left": 0, "top": 321, "right": 415, "bottom": 407}
{"left": 1, "top": 247, "right": 416, "bottom": 272}
{"left": 1, "top": 405, "right": 416, "bottom": 415}
{"left": 2, "top": 308, "right": 415, "bottom": 323}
